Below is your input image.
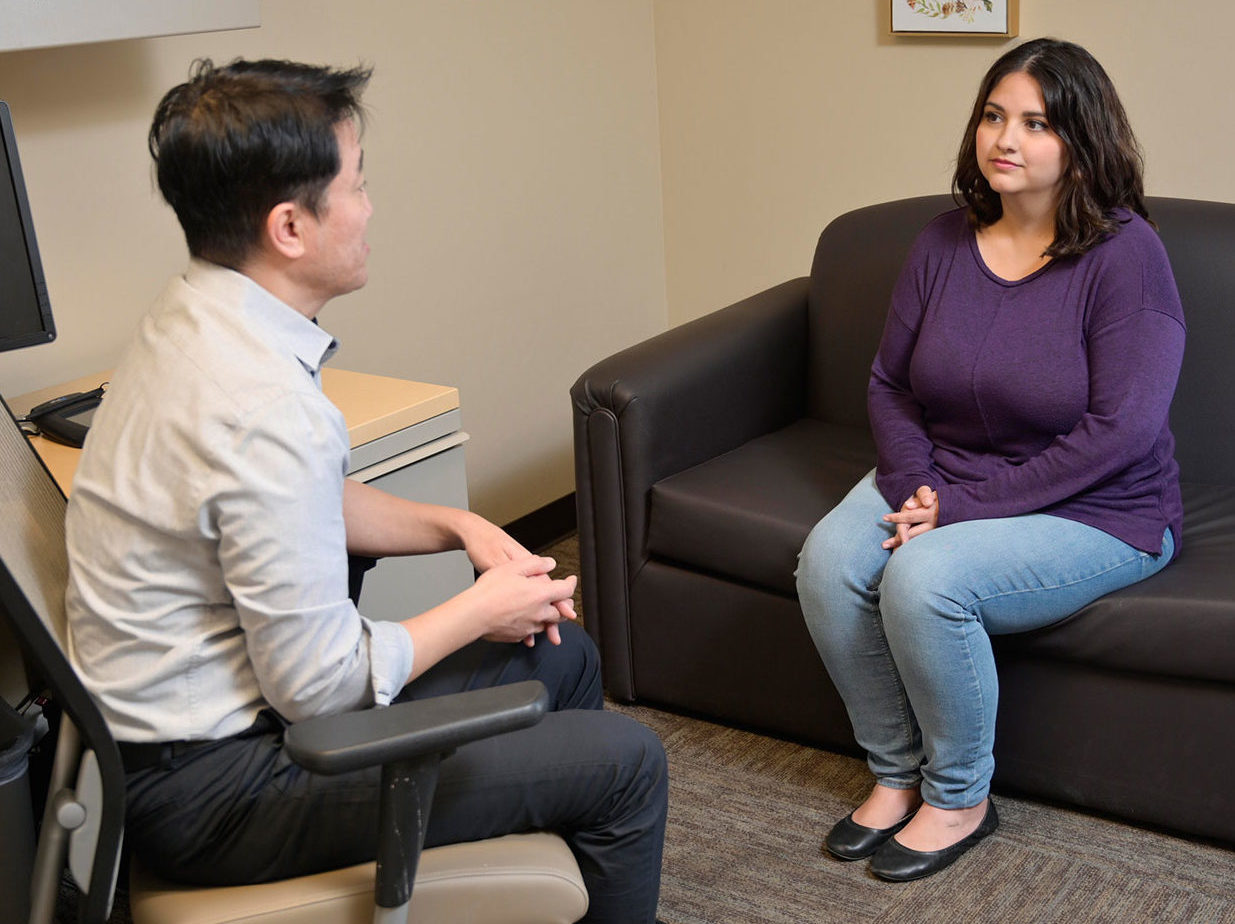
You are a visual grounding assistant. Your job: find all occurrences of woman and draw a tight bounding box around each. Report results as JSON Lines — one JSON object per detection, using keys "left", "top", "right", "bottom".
{"left": 796, "top": 38, "right": 1184, "bottom": 882}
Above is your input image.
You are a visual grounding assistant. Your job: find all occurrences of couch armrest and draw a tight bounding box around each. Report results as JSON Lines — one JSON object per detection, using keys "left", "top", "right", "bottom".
{"left": 571, "top": 279, "right": 810, "bottom": 697}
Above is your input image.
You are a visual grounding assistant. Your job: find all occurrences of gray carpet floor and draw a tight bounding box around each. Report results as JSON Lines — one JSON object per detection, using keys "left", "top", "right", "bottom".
{"left": 545, "top": 535, "right": 1235, "bottom": 924}
{"left": 608, "top": 697, "right": 1235, "bottom": 923}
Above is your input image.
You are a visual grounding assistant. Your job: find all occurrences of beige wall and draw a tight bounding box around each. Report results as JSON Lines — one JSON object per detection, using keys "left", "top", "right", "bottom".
{"left": 655, "top": 0, "right": 1235, "bottom": 326}
{"left": 0, "top": 1, "right": 667, "bottom": 526}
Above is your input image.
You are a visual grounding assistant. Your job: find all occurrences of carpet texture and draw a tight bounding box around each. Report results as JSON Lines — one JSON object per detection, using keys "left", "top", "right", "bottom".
{"left": 607, "top": 698, "right": 1235, "bottom": 923}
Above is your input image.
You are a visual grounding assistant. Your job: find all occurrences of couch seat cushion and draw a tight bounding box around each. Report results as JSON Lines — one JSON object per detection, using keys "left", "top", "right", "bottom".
{"left": 998, "top": 483, "right": 1235, "bottom": 683}
{"left": 651, "top": 422, "right": 1235, "bottom": 683}
{"left": 648, "top": 418, "right": 875, "bottom": 596}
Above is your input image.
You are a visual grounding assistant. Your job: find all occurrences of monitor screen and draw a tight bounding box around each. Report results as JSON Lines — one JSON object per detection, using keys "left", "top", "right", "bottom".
{"left": 0, "top": 101, "right": 54, "bottom": 354}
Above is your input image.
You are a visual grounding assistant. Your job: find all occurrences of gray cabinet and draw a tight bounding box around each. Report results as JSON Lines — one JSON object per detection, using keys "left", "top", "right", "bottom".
{"left": 347, "top": 408, "right": 475, "bottom": 621}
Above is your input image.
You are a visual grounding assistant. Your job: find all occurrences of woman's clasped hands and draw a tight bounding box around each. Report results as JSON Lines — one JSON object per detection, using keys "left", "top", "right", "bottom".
{"left": 881, "top": 485, "right": 939, "bottom": 551}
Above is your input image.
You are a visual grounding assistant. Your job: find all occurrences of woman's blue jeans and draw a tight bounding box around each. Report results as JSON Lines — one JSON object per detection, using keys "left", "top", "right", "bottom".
{"left": 796, "top": 469, "right": 1173, "bottom": 810}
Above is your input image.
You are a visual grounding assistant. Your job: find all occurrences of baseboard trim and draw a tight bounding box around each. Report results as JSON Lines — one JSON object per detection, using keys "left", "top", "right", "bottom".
{"left": 504, "top": 493, "right": 577, "bottom": 552}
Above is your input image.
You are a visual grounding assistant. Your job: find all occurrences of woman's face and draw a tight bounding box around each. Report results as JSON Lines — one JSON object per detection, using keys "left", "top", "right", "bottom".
{"left": 975, "top": 71, "right": 1067, "bottom": 210}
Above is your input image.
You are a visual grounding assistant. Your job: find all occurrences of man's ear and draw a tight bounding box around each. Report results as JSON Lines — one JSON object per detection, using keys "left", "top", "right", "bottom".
{"left": 264, "top": 200, "right": 309, "bottom": 260}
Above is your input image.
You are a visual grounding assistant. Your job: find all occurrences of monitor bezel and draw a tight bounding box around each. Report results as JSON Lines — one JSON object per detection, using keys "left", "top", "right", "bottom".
{"left": 0, "top": 100, "right": 55, "bottom": 353}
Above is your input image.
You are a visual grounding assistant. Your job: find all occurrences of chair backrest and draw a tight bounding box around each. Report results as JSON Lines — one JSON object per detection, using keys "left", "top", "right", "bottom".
{"left": 806, "top": 194, "right": 1235, "bottom": 486}
{"left": 0, "top": 398, "right": 125, "bottom": 924}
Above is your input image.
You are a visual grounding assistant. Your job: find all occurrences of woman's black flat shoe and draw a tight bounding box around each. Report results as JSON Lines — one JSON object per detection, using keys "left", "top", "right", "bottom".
{"left": 824, "top": 809, "right": 916, "bottom": 860}
{"left": 869, "top": 800, "right": 999, "bottom": 882}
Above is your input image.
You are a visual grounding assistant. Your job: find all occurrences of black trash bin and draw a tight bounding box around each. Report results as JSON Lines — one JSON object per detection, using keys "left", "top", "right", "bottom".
{"left": 1, "top": 698, "right": 39, "bottom": 924}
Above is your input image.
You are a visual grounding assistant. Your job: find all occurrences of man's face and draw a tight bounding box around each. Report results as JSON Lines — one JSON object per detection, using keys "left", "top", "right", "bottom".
{"left": 301, "top": 119, "right": 373, "bottom": 301}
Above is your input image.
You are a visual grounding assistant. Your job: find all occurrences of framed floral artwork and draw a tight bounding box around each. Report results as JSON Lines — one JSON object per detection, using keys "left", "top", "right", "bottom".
{"left": 890, "top": 0, "right": 1019, "bottom": 37}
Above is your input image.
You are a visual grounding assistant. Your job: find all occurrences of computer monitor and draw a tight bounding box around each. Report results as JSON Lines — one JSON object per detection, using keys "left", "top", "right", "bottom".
{"left": 0, "top": 100, "right": 55, "bottom": 354}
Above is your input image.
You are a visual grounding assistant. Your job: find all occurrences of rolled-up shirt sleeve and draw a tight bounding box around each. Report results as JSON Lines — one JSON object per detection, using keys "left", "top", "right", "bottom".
{"left": 210, "top": 390, "right": 413, "bottom": 722}
{"left": 362, "top": 616, "right": 416, "bottom": 705}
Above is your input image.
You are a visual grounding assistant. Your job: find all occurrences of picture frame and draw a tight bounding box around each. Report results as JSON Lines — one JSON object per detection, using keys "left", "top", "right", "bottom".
{"left": 890, "top": 0, "right": 1018, "bottom": 38}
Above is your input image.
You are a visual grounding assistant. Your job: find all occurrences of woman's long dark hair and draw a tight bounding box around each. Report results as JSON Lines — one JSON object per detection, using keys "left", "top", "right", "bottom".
{"left": 952, "top": 38, "right": 1148, "bottom": 257}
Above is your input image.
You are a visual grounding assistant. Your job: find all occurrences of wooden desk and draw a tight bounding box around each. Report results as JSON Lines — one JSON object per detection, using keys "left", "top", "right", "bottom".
{"left": 11, "top": 368, "right": 473, "bottom": 620}
{"left": 11, "top": 368, "right": 459, "bottom": 496}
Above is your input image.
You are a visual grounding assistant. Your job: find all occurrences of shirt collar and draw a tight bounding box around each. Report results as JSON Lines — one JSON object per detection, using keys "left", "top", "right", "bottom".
{"left": 184, "top": 258, "right": 339, "bottom": 379}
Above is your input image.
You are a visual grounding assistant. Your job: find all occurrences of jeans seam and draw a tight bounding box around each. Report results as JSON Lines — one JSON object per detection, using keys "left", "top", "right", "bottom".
{"left": 962, "top": 547, "right": 1149, "bottom": 611}
{"left": 864, "top": 590, "right": 921, "bottom": 784}
{"left": 959, "top": 619, "right": 988, "bottom": 804}
{"left": 884, "top": 643, "right": 918, "bottom": 777}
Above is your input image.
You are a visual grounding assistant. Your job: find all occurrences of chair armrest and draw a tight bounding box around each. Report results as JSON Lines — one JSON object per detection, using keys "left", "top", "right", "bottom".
{"left": 283, "top": 681, "right": 551, "bottom": 914}
{"left": 571, "top": 278, "right": 809, "bottom": 696}
{"left": 283, "top": 680, "right": 549, "bottom": 775}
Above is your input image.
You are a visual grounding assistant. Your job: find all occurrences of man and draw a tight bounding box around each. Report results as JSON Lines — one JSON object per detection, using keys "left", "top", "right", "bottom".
{"left": 65, "top": 59, "right": 666, "bottom": 922}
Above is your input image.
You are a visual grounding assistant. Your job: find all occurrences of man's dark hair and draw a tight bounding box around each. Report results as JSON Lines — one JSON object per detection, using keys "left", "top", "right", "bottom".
{"left": 149, "top": 58, "right": 372, "bottom": 268}
{"left": 953, "top": 38, "right": 1149, "bottom": 257}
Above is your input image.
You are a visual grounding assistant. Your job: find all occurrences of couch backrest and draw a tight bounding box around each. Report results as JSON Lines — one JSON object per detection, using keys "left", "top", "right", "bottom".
{"left": 1148, "top": 198, "right": 1235, "bottom": 485}
{"left": 807, "top": 194, "right": 1235, "bottom": 486}
{"left": 807, "top": 194, "right": 954, "bottom": 428}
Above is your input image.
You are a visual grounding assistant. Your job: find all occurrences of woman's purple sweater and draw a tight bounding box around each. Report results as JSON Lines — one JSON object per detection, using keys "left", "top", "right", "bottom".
{"left": 869, "top": 207, "right": 1185, "bottom": 556}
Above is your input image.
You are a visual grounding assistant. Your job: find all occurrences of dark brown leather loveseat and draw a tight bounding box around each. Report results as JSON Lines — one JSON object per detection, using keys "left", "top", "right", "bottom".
{"left": 572, "top": 194, "right": 1235, "bottom": 843}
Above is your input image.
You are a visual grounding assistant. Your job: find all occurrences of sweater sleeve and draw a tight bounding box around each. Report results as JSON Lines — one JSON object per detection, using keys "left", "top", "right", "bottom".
{"left": 934, "top": 230, "right": 1185, "bottom": 526}
{"left": 869, "top": 222, "right": 947, "bottom": 509}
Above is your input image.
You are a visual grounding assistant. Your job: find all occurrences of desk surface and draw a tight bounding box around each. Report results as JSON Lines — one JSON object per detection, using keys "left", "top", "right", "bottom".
{"left": 10, "top": 368, "right": 459, "bottom": 496}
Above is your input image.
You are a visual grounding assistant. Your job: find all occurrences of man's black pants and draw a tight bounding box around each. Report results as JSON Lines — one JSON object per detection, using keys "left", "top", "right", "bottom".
{"left": 122, "top": 621, "right": 668, "bottom": 923}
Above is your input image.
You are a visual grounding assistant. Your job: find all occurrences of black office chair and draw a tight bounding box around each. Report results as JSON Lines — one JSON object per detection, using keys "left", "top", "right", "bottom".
{"left": 0, "top": 397, "right": 588, "bottom": 924}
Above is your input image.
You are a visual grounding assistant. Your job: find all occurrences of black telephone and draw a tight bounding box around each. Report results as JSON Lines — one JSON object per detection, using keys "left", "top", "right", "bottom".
{"left": 23, "top": 384, "right": 106, "bottom": 448}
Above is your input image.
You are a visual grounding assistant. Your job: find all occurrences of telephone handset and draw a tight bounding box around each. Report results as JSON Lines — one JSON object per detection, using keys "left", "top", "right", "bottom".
{"left": 23, "top": 384, "right": 106, "bottom": 448}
